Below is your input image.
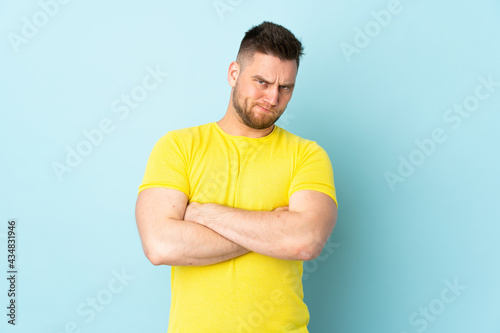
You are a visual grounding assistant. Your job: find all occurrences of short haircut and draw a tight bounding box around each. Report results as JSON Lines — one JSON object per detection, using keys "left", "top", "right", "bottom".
{"left": 236, "top": 21, "right": 304, "bottom": 70}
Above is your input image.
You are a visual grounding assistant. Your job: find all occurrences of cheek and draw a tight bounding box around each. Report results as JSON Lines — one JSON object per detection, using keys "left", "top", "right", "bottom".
{"left": 237, "top": 82, "right": 259, "bottom": 99}
{"left": 247, "top": 87, "right": 264, "bottom": 100}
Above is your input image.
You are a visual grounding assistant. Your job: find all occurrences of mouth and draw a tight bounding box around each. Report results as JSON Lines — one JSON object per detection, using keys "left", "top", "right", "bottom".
{"left": 255, "top": 105, "right": 273, "bottom": 113}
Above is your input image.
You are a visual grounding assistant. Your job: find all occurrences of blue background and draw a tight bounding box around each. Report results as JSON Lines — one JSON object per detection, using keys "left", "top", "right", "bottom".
{"left": 1, "top": 0, "right": 499, "bottom": 332}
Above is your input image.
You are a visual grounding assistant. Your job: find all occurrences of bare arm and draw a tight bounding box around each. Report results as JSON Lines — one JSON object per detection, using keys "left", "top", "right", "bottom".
{"left": 185, "top": 190, "right": 337, "bottom": 261}
{"left": 135, "top": 187, "right": 249, "bottom": 266}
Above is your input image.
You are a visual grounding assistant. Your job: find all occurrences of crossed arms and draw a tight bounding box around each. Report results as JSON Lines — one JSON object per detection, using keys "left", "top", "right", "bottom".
{"left": 135, "top": 187, "right": 337, "bottom": 266}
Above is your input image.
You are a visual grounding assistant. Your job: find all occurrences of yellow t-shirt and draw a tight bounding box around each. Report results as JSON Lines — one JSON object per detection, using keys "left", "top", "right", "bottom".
{"left": 139, "top": 122, "right": 337, "bottom": 333}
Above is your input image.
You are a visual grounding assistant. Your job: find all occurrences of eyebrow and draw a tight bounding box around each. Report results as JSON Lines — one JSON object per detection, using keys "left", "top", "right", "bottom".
{"left": 251, "top": 75, "right": 295, "bottom": 88}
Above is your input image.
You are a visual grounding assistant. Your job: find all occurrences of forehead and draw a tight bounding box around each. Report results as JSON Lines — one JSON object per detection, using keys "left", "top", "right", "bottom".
{"left": 241, "top": 52, "right": 297, "bottom": 84}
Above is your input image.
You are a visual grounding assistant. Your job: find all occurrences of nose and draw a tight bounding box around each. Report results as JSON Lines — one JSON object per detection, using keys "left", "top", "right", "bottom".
{"left": 264, "top": 86, "right": 279, "bottom": 106}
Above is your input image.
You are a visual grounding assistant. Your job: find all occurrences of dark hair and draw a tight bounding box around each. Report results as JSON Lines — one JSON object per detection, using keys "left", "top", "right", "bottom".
{"left": 236, "top": 21, "right": 304, "bottom": 69}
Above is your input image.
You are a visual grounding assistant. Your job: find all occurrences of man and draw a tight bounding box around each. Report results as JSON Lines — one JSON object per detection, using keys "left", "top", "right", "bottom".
{"left": 136, "top": 21, "right": 338, "bottom": 332}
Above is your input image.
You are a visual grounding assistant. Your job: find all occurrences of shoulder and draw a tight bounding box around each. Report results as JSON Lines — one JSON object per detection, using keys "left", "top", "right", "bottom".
{"left": 148, "top": 123, "right": 214, "bottom": 157}
{"left": 275, "top": 126, "right": 327, "bottom": 153}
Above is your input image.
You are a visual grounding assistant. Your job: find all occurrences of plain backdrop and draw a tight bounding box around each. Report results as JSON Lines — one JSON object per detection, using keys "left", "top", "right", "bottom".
{"left": 1, "top": 0, "right": 499, "bottom": 332}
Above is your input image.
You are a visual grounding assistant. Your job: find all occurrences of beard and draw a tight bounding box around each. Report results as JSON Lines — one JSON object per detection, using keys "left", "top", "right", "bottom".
{"left": 232, "top": 83, "right": 285, "bottom": 130}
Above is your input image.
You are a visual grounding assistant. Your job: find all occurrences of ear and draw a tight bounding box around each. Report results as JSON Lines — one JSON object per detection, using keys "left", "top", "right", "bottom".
{"left": 227, "top": 61, "right": 240, "bottom": 88}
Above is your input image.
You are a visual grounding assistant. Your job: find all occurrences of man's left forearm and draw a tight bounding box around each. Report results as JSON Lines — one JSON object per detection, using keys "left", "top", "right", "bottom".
{"left": 184, "top": 201, "right": 334, "bottom": 261}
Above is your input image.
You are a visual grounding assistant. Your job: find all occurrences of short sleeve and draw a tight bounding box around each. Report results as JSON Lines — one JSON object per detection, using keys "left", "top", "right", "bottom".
{"left": 138, "top": 131, "right": 190, "bottom": 196}
{"left": 289, "top": 142, "right": 337, "bottom": 207}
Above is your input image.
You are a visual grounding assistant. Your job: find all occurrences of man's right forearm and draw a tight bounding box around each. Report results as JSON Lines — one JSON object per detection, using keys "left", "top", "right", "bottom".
{"left": 135, "top": 188, "right": 249, "bottom": 266}
{"left": 145, "top": 217, "right": 249, "bottom": 266}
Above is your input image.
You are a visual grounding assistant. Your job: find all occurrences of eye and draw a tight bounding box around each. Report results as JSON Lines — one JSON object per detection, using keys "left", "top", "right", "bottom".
{"left": 256, "top": 80, "right": 268, "bottom": 88}
{"left": 280, "top": 86, "right": 290, "bottom": 91}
